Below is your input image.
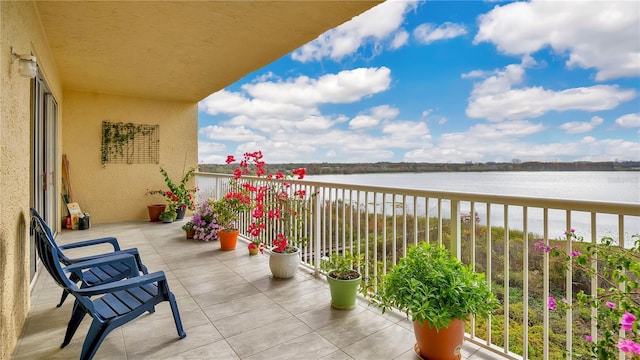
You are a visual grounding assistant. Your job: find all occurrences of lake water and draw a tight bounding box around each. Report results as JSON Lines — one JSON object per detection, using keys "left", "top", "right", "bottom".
{"left": 306, "top": 171, "right": 640, "bottom": 203}
{"left": 306, "top": 171, "right": 640, "bottom": 243}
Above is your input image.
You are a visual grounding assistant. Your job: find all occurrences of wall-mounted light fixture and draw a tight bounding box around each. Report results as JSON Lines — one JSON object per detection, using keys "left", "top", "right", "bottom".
{"left": 11, "top": 47, "right": 37, "bottom": 78}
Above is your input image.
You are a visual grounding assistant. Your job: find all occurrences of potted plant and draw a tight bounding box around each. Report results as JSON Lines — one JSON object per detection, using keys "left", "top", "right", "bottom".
{"left": 373, "top": 242, "right": 498, "bottom": 360}
{"left": 190, "top": 200, "right": 220, "bottom": 242}
{"left": 148, "top": 166, "right": 197, "bottom": 220}
{"left": 210, "top": 192, "right": 251, "bottom": 251}
{"left": 181, "top": 221, "right": 195, "bottom": 239}
{"left": 226, "top": 151, "right": 313, "bottom": 278}
{"left": 320, "top": 250, "right": 364, "bottom": 310}
{"left": 158, "top": 209, "right": 177, "bottom": 223}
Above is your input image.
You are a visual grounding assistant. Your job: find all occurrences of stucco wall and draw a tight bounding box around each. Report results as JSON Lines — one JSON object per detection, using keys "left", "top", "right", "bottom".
{"left": 62, "top": 91, "right": 198, "bottom": 223}
{"left": 0, "top": 2, "right": 62, "bottom": 359}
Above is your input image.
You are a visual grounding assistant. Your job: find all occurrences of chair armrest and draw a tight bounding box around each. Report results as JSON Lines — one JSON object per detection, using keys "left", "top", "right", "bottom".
{"left": 58, "top": 237, "right": 121, "bottom": 251}
{"left": 64, "top": 253, "right": 140, "bottom": 279}
{"left": 68, "top": 248, "right": 149, "bottom": 274}
{"left": 76, "top": 271, "right": 166, "bottom": 296}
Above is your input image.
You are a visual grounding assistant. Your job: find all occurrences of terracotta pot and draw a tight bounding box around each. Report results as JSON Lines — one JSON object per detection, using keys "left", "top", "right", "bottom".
{"left": 413, "top": 318, "right": 464, "bottom": 360}
{"left": 219, "top": 230, "right": 239, "bottom": 251}
{"left": 147, "top": 204, "right": 166, "bottom": 222}
{"left": 186, "top": 230, "right": 195, "bottom": 239}
{"left": 268, "top": 247, "right": 300, "bottom": 279}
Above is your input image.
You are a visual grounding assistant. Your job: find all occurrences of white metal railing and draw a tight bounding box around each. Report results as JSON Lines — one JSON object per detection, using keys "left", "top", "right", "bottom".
{"left": 196, "top": 172, "right": 640, "bottom": 360}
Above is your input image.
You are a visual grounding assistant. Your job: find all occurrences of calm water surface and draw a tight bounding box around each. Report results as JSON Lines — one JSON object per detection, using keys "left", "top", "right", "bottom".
{"left": 307, "top": 171, "right": 640, "bottom": 203}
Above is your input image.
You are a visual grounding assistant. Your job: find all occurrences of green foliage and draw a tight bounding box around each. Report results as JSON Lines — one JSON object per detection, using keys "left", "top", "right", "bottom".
{"left": 320, "top": 250, "right": 363, "bottom": 280}
{"left": 373, "top": 242, "right": 499, "bottom": 331}
{"left": 545, "top": 232, "right": 640, "bottom": 359}
{"left": 158, "top": 209, "right": 176, "bottom": 221}
{"left": 148, "top": 167, "right": 197, "bottom": 211}
{"left": 210, "top": 195, "right": 251, "bottom": 231}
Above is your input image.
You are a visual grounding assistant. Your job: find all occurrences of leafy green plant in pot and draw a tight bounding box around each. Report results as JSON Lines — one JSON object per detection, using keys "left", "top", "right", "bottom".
{"left": 158, "top": 209, "right": 177, "bottom": 223}
{"left": 374, "top": 242, "right": 498, "bottom": 360}
{"left": 210, "top": 193, "right": 251, "bottom": 251}
{"left": 320, "top": 251, "right": 364, "bottom": 310}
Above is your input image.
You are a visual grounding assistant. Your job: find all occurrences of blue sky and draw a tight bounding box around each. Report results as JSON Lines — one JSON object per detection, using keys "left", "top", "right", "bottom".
{"left": 197, "top": 0, "right": 640, "bottom": 164}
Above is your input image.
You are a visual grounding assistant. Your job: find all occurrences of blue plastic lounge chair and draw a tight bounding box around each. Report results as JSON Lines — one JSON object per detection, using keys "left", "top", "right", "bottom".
{"left": 30, "top": 208, "right": 148, "bottom": 307}
{"left": 31, "top": 212, "right": 186, "bottom": 360}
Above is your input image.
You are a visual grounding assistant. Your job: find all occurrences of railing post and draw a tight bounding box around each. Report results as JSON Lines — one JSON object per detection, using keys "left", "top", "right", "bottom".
{"left": 314, "top": 186, "right": 321, "bottom": 276}
{"left": 450, "top": 200, "right": 461, "bottom": 259}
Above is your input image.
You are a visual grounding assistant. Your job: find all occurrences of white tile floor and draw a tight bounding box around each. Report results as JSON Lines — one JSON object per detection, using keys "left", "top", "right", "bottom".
{"left": 13, "top": 221, "right": 505, "bottom": 360}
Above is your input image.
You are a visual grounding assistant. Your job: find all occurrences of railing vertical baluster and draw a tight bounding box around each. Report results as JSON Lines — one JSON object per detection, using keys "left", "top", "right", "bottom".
{"left": 437, "top": 198, "right": 443, "bottom": 246}
{"left": 504, "top": 204, "right": 510, "bottom": 354}
{"left": 470, "top": 201, "right": 477, "bottom": 339}
{"left": 543, "top": 208, "right": 549, "bottom": 360}
{"left": 522, "top": 206, "right": 529, "bottom": 359}
{"left": 341, "top": 188, "right": 346, "bottom": 253}
{"left": 590, "top": 213, "right": 598, "bottom": 346}
{"left": 383, "top": 193, "right": 388, "bottom": 275}
{"left": 314, "top": 186, "right": 321, "bottom": 274}
{"left": 618, "top": 214, "right": 625, "bottom": 360}
{"left": 486, "top": 203, "right": 492, "bottom": 347}
{"left": 565, "top": 211, "right": 573, "bottom": 359}
{"left": 451, "top": 200, "right": 461, "bottom": 259}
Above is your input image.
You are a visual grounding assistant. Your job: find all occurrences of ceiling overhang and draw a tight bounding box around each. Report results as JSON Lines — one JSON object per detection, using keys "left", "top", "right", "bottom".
{"left": 35, "top": 1, "right": 382, "bottom": 102}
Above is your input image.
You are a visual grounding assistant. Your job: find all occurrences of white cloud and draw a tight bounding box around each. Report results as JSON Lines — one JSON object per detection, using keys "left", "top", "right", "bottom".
{"left": 371, "top": 105, "right": 400, "bottom": 120}
{"left": 350, "top": 115, "right": 380, "bottom": 130}
{"left": 615, "top": 113, "right": 640, "bottom": 128}
{"left": 414, "top": 22, "right": 467, "bottom": 45}
{"left": 391, "top": 30, "right": 410, "bottom": 49}
{"left": 466, "top": 61, "right": 637, "bottom": 121}
{"left": 559, "top": 116, "right": 604, "bottom": 134}
{"left": 291, "top": 0, "right": 420, "bottom": 62}
{"left": 474, "top": 0, "right": 640, "bottom": 80}
{"left": 198, "top": 141, "right": 228, "bottom": 164}
{"left": 199, "top": 125, "right": 266, "bottom": 142}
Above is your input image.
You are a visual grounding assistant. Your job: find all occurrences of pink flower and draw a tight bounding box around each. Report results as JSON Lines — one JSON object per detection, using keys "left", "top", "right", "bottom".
{"left": 570, "top": 251, "right": 581, "bottom": 257}
{"left": 584, "top": 335, "right": 592, "bottom": 342}
{"left": 615, "top": 340, "right": 640, "bottom": 353}
{"left": 548, "top": 297, "right": 557, "bottom": 311}
{"left": 562, "top": 297, "right": 568, "bottom": 304}
{"left": 621, "top": 312, "right": 637, "bottom": 331}
{"left": 605, "top": 301, "right": 616, "bottom": 309}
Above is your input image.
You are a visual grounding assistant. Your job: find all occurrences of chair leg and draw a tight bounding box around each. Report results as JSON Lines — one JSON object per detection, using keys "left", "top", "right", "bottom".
{"left": 61, "top": 302, "right": 86, "bottom": 348}
{"left": 80, "top": 320, "right": 112, "bottom": 360}
{"left": 57, "top": 289, "right": 71, "bottom": 308}
{"left": 168, "top": 293, "right": 186, "bottom": 339}
{"left": 59, "top": 272, "right": 81, "bottom": 307}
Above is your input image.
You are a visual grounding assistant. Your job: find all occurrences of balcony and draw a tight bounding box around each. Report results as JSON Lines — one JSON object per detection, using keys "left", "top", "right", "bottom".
{"left": 14, "top": 221, "right": 499, "bottom": 360}
{"left": 14, "top": 173, "right": 639, "bottom": 359}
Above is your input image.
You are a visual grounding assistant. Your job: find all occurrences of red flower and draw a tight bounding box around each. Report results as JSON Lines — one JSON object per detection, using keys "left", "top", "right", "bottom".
{"left": 226, "top": 155, "right": 235, "bottom": 164}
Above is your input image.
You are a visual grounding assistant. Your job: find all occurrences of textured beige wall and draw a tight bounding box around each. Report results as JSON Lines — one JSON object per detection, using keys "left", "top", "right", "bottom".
{"left": 0, "top": 2, "right": 62, "bottom": 359}
{"left": 63, "top": 91, "right": 198, "bottom": 223}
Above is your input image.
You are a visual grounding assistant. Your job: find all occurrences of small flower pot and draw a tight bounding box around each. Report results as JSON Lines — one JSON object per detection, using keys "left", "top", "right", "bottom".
{"left": 219, "top": 230, "right": 239, "bottom": 251}
{"left": 248, "top": 247, "right": 259, "bottom": 256}
{"left": 268, "top": 247, "right": 300, "bottom": 279}
{"left": 176, "top": 207, "right": 186, "bottom": 220}
{"left": 186, "top": 230, "right": 195, "bottom": 239}
{"left": 326, "top": 274, "right": 362, "bottom": 310}
{"left": 147, "top": 204, "right": 166, "bottom": 222}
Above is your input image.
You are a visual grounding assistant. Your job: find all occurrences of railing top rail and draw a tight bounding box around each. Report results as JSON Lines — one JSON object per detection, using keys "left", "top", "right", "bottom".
{"left": 195, "top": 172, "right": 640, "bottom": 216}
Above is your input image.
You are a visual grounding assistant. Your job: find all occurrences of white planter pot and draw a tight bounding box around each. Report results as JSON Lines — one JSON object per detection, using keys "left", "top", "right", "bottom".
{"left": 268, "top": 247, "right": 300, "bottom": 279}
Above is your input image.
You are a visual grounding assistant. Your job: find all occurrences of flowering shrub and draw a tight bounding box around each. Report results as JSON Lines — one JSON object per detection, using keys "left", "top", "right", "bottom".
{"left": 210, "top": 191, "right": 252, "bottom": 231}
{"left": 147, "top": 167, "right": 198, "bottom": 211}
{"left": 190, "top": 200, "right": 221, "bottom": 242}
{"left": 226, "top": 151, "right": 312, "bottom": 253}
{"left": 536, "top": 229, "right": 640, "bottom": 359}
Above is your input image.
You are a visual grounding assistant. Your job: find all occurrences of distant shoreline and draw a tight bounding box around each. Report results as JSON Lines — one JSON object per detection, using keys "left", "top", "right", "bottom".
{"left": 199, "top": 160, "right": 640, "bottom": 175}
